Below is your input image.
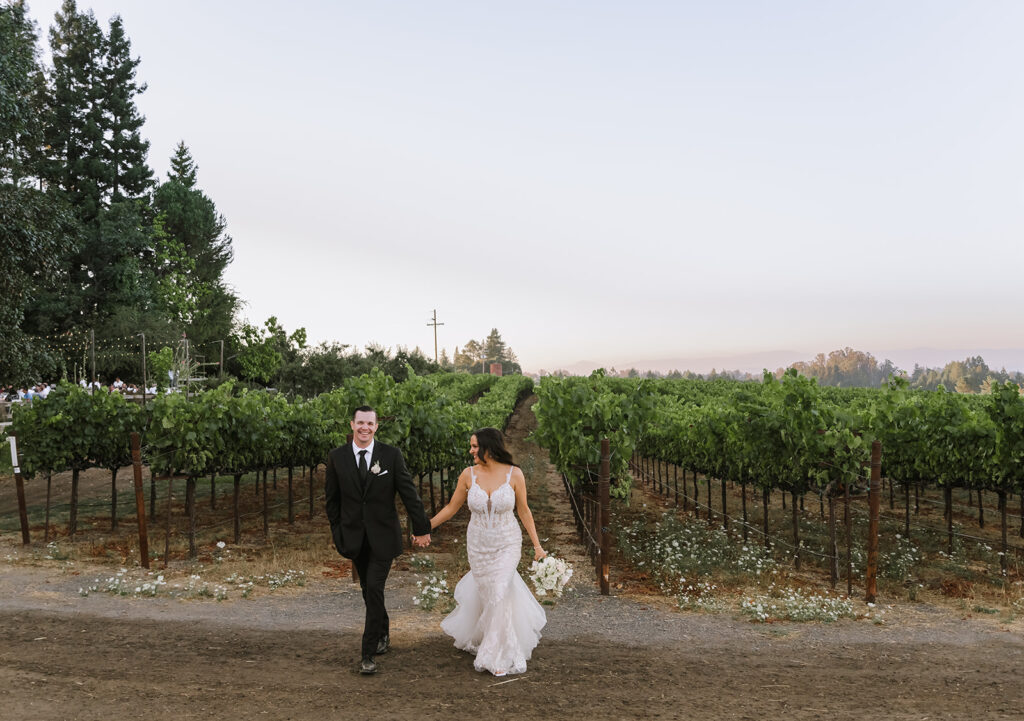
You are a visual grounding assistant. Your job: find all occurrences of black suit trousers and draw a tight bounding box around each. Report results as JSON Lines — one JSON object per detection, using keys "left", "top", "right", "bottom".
{"left": 353, "top": 541, "right": 392, "bottom": 658}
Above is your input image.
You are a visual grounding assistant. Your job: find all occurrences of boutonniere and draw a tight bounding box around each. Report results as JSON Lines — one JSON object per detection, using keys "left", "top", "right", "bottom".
{"left": 370, "top": 461, "right": 382, "bottom": 475}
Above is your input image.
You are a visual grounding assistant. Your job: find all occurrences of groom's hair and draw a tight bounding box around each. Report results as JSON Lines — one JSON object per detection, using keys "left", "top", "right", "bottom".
{"left": 352, "top": 405, "right": 377, "bottom": 421}
{"left": 474, "top": 427, "right": 515, "bottom": 466}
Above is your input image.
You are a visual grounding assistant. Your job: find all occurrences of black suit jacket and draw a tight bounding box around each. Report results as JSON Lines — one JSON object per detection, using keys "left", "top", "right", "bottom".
{"left": 324, "top": 441, "right": 431, "bottom": 560}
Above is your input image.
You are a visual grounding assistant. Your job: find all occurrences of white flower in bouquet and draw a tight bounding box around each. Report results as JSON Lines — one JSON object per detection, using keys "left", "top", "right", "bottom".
{"left": 529, "top": 555, "right": 573, "bottom": 597}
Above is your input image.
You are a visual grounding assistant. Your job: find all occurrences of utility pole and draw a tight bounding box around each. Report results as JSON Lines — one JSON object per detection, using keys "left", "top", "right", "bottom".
{"left": 426, "top": 309, "right": 445, "bottom": 364}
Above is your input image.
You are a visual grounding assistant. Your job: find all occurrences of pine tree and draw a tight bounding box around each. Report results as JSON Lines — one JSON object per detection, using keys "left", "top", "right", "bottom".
{"left": 44, "top": 0, "right": 106, "bottom": 220}
{"left": 152, "top": 143, "right": 237, "bottom": 346}
{"left": 482, "top": 328, "right": 521, "bottom": 374}
{"left": 168, "top": 140, "right": 197, "bottom": 187}
{"left": 0, "top": 1, "right": 45, "bottom": 185}
{"left": 154, "top": 142, "right": 233, "bottom": 285}
{"left": 101, "top": 15, "right": 152, "bottom": 202}
{"left": 483, "top": 328, "right": 507, "bottom": 366}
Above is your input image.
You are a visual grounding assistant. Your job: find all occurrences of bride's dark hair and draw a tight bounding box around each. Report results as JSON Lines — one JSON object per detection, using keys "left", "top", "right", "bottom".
{"left": 473, "top": 427, "right": 515, "bottom": 466}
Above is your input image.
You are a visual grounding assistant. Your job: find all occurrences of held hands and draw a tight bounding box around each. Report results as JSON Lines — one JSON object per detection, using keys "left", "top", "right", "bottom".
{"left": 412, "top": 533, "right": 431, "bottom": 548}
{"left": 533, "top": 547, "right": 547, "bottom": 561}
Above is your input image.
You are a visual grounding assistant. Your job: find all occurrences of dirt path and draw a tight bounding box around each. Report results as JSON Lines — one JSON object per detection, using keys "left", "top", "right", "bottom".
{"left": 1, "top": 397, "right": 1023, "bottom": 720}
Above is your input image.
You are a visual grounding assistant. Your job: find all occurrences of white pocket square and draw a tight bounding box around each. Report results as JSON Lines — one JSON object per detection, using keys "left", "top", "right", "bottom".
{"left": 377, "top": 470, "right": 389, "bottom": 476}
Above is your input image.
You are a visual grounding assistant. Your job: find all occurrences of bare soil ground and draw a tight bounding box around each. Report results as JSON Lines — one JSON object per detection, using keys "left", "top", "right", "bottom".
{"left": 1, "top": 398, "right": 1023, "bottom": 720}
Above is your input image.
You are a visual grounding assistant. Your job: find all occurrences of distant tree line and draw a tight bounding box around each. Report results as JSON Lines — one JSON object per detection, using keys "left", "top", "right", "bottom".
{"left": 783, "top": 348, "right": 1023, "bottom": 392}
{"left": 610, "top": 348, "right": 1022, "bottom": 393}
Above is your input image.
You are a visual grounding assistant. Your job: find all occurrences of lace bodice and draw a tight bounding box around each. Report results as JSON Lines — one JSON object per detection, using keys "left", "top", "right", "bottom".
{"left": 467, "top": 467, "right": 516, "bottom": 522}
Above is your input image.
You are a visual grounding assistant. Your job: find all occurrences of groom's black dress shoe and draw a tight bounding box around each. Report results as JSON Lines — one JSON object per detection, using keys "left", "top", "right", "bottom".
{"left": 376, "top": 634, "right": 391, "bottom": 655}
{"left": 359, "top": 656, "right": 377, "bottom": 675}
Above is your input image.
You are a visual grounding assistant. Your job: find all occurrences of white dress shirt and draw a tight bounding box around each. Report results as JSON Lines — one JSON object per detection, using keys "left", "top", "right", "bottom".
{"left": 352, "top": 440, "right": 375, "bottom": 471}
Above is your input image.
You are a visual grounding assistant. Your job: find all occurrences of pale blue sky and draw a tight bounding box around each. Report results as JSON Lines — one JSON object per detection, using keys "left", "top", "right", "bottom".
{"left": 25, "top": 1, "right": 1024, "bottom": 371}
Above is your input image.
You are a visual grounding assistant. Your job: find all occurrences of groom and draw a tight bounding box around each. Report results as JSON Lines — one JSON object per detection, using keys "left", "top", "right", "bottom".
{"left": 325, "top": 405, "right": 431, "bottom": 675}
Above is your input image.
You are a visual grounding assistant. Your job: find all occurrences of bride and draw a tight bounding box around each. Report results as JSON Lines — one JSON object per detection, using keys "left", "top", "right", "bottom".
{"left": 429, "top": 427, "right": 547, "bottom": 676}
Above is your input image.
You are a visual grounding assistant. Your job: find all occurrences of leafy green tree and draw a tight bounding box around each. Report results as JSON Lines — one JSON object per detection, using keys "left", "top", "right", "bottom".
{"left": 152, "top": 142, "right": 237, "bottom": 347}
{"left": 233, "top": 317, "right": 305, "bottom": 386}
{"left": 153, "top": 142, "right": 232, "bottom": 284}
{"left": 147, "top": 346, "right": 173, "bottom": 391}
{"left": 454, "top": 339, "right": 483, "bottom": 373}
{"left": 0, "top": 1, "right": 46, "bottom": 185}
{"left": 0, "top": 186, "right": 81, "bottom": 383}
{"left": 277, "top": 342, "right": 370, "bottom": 397}
{"left": 785, "top": 348, "right": 897, "bottom": 388}
{"left": 150, "top": 215, "right": 205, "bottom": 325}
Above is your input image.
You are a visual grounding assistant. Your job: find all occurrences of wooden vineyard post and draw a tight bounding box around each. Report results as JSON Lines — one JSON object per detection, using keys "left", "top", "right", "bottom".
{"left": 233, "top": 474, "right": 241, "bottom": 543}
{"left": 945, "top": 486, "right": 954, "bottom": 555}
{"left": 828, "top": 493, "right": 837, "bottom": 590}
{"left": 262, "top": 469, "right": 269, "bottom": 538}
{"left": 865, "top": 439, "right": 881, "bottom": 603}
{"left": 8, "top": 434, "right": 30, "bottom": 545}
{"left": 164, "top": 475, "right": 173, "bottom": 569}
{"left": 722, "top": 479, "right": 729, "bottom": 532}
{"left": 428, "top": 470, "right": 436, "bottom": 516}
{"left": 287, "top": 467, "right": 294, "bottom": 524}
{"left": 843, "top": 479, "right": 851, "bottom": 598}
{"left": 187, "top": 477, "right": 197, "bottom": 559}
{"left": 599, "top": 438, "right": 611, "bottom": 595}
{"left": 845, "top": 478, "right": 853, "bottom": 597}
{"left": 308, "top": 464, "right": 314, "bottom": 518}
{"left": 998, "top": 490, "right": 1008, "bottom": 576}
{"left": 44, "top": 471, "right": 52, "bottom": 543}
{"left": 130, "top": 433, "right": 150, "bottom": 569}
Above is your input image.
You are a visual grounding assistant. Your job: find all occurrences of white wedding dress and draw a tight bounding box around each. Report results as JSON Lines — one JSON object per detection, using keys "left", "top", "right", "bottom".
{"left": 440, "top": 467, "right": 546, "bottom": 675}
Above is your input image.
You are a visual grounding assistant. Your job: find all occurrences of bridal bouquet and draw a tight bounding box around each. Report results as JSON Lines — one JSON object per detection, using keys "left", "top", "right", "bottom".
{"left": 529, "top": 555, "right": 573, "bottom": 598}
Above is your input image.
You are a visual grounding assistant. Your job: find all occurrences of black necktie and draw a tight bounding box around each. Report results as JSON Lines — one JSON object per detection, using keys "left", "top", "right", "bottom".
{"left": 358, "top": 449, "right": 368, "bottom": 486}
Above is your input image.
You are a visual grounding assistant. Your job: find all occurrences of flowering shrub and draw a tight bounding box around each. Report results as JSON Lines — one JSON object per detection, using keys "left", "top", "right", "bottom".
{"left": 225, "top": 570, "right": 306, "bottom": 597}
{"left": 617, "top": 513, "right": 778, "bottom": 597}
{"left": 413, "top": 572, "right": 451, "bottom": 611}
{"left": 879, "top": 534, "right": 920, "bottom": 582}
{"left": 78, "top": 567, "right": 305, "bottom": 601}
{"left": 677, "top": 580, "right": 721, "bottom": 611}
{"left": 80, "top": 569, "right": 226, "bottom": 600}
{"left": 740, "top": 585, "right": 856, "bottom": 623}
